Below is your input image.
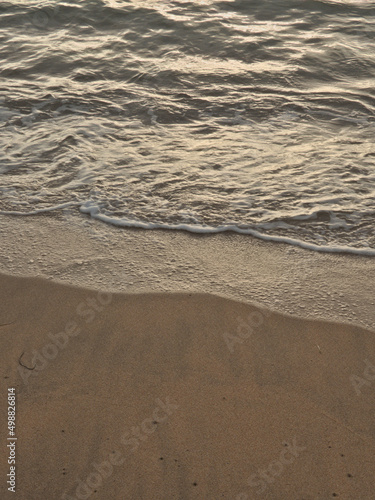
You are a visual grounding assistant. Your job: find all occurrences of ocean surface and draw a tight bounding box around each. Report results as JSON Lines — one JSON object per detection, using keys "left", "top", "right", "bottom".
{"left": 1, "top": 0, "right": 375, "bottom": 254}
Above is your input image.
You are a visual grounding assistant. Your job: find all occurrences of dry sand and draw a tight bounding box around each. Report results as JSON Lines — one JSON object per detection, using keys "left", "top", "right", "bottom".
{"left": 1, "top": 272, "right": 375, "bottom": 499}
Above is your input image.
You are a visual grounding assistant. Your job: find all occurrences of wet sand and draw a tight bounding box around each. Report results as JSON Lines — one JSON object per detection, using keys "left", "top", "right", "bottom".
{"left": 0, "top": 214, "right": 374, "bottom": 331}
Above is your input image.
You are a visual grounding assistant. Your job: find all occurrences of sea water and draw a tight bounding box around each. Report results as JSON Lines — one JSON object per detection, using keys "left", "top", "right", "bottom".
{"left": 1, "top": 0, "right": 374, "bottom": 254}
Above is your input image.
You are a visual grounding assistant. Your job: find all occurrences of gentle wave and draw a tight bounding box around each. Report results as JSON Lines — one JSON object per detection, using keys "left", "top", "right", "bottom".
{"left": 1, "top": 0, "right": 375, "bottom": 254}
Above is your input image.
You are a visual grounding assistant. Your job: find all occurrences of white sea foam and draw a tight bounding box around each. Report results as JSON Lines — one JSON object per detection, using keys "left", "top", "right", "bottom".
{"left": 78, "top": 201, "right": 375, "bottom": 256}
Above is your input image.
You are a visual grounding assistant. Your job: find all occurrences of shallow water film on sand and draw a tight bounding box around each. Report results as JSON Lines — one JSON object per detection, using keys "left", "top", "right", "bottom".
{"left": 1, "top": 0, "right": 375, "bottom": 252}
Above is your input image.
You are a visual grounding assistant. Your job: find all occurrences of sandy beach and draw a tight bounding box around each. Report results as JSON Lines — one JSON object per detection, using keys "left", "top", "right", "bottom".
{"left": 1, "top": 231, "right": 375, "bottom": 499}
{"left": 1, "top": 0, "right": 375, "bottom": 497}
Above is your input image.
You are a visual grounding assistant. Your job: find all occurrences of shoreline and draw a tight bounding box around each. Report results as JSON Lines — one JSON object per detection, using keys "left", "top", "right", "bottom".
{"left": 0, "top": 213, "right": 374, "bottom": 331}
